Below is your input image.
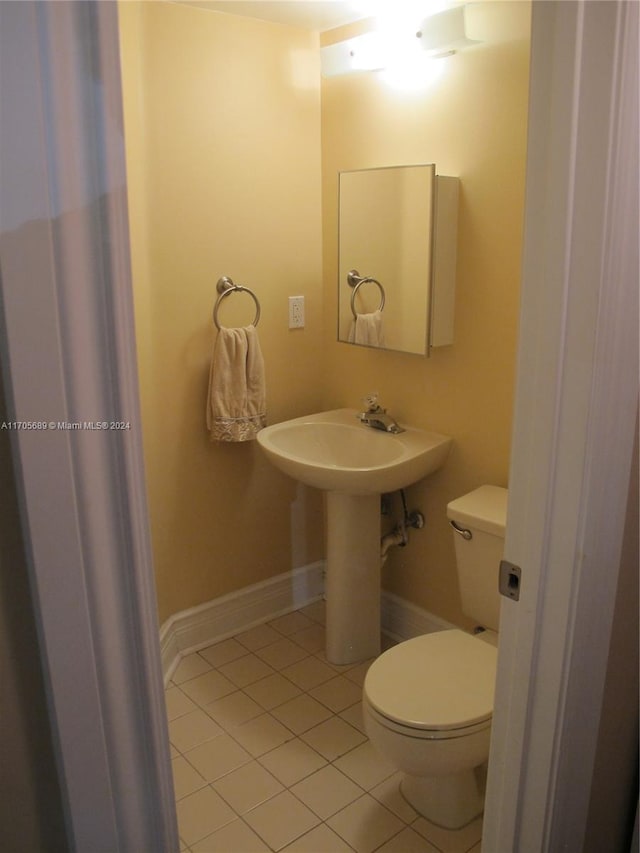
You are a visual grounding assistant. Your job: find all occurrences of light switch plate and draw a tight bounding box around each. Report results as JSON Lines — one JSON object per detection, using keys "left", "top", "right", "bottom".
{"left": 288, "top": 295, "right": 305, "bottom": 328}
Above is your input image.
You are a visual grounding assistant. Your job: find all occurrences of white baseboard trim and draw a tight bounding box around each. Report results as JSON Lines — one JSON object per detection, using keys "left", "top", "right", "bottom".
{"left": 159, "top": 562, "right": 325, "bottom": 684}
{"left": 381, "top": 590, "right": 457, "bottom": 641}
{"left": 159, "top": 563, "right": 457, "bottom": 684}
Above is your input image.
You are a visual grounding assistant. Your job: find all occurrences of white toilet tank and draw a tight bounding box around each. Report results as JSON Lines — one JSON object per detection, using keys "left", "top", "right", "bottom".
{"left": 446, "top": 486, "right": 508, "bottom": 631}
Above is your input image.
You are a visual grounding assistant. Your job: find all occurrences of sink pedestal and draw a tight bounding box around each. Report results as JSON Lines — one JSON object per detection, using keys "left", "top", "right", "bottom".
{"left": 256, "top": 408, "right": 452, "bottom": 667}
{"left": 325, "top": 492, "right": 381, "bottom": 665}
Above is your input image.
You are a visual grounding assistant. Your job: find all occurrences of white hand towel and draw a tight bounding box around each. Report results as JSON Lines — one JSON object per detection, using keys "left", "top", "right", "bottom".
{"left": 348, "top": 310, "right": 385, "bottom": 347}
{"left": 206, "top": 325, "right": 267, "bottom": 442}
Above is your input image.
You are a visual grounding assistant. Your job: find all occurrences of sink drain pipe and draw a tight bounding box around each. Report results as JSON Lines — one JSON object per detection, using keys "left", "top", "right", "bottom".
{"left": 380, "top": 489, "right": 424, "bottom": 564}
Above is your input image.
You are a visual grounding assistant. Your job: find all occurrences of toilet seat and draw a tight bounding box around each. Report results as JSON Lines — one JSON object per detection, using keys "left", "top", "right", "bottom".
{"left": 364, "top": 630, "right": 497, "bottom": 735}
{"left": 365, "top": 703, "right": 491, "bottom": 742}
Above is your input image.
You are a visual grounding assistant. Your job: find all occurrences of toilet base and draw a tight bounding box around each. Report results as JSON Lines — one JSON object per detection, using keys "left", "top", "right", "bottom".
{"left": 400, "top": 767, "right": 485, "bottom": 830}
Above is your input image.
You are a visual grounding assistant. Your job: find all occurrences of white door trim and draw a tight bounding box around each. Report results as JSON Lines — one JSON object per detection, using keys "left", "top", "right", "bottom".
{"left": 1, "top": 2, "right": 637, "bottom": 851}
{"left": 0, "top": 3, "right": 177, "bottom": 850}
{"left": 483, "top": 2, "right": 639, "bottom": 850}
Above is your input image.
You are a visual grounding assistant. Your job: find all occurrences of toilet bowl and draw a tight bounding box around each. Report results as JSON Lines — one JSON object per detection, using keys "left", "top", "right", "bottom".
{"left": 363, "top": 485, "right": 508, "bottom": 829}
{"left": 363, "top": 629, "right": 497, "bottom": 829}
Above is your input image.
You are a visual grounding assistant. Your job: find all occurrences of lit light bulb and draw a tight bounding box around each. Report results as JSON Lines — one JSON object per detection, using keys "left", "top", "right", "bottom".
{"left": 380, "top": 51, "right": 446, "bottom": 91}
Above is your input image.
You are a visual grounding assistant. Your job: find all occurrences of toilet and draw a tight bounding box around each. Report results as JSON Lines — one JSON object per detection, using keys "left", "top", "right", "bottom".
{"left": 363, "top": 485, "right": 508, "bottom": 830}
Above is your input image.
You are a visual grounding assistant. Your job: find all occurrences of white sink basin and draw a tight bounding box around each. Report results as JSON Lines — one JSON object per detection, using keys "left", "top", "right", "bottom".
{"left": 257, "top": 408, "right": 451, "bottom": 494}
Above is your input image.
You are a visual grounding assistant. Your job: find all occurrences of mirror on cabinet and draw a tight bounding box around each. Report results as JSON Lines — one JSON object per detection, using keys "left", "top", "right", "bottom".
{"left": 338, "top": 164, "right": 459, "bottom": 356}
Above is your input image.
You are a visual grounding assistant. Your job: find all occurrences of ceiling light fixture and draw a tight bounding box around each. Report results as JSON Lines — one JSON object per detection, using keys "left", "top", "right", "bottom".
{"left": 320, "top": 4, "right": 479, "bottom": 78}
{"left": 415, "top": 5, "right": 479, "bottom": 57}
{"left": 320, "top": 31, "right": 386, "bottom": 77}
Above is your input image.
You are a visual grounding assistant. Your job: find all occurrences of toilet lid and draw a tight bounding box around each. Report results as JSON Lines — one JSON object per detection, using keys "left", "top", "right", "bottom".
{"left": 364, "top": 630, "right": 497, "bottom": 731}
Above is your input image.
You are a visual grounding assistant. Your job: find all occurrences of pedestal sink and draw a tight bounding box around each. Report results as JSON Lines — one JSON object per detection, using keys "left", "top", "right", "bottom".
{"left": 257, "top": 409, "right": 452, "bottom": 664}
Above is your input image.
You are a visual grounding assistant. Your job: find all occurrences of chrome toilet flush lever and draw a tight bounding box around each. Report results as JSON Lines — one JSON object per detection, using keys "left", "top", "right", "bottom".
{"left": 356, "top": 392, "right": 405, "bottom": 434}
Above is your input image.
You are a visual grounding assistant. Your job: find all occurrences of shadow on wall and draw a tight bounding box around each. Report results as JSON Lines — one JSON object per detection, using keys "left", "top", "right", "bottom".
{"left": 0, "top": 287, "right": 68, "bottom": 851}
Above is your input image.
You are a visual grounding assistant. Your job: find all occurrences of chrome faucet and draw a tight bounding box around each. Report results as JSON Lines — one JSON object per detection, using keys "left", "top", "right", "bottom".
{"left": 357, "top": 395, "right": 405, "bottom": 434}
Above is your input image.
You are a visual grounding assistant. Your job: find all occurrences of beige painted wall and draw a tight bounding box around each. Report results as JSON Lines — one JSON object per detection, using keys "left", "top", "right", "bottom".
{"left": 320, "top": 8, "right": 531, "bottom": 626}
{"left": 119, "top": 2, "right": 325, "bottom": 623}
{"left": 120, "top": 1, "right": 530, "bottom": 631}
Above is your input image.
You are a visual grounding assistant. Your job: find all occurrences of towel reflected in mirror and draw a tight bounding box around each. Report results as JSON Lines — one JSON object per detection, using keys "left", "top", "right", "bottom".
{"left": 348, "top": 310, "right": 385, "bottom": 348}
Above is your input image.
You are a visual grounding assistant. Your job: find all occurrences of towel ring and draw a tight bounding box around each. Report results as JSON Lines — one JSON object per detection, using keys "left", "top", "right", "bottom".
{"left": 213, "top": 276, "right": 261, "bottom": 330}
{"left": 347, "top": 269, "right": 385, "bottom": 319}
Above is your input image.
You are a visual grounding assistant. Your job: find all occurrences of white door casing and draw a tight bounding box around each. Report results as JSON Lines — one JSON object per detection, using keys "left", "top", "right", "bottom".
{"left": 0, "top": 1, "right": 637, "bottom": 851}
{"left": 483, "top": 2, "right": 639, "bottom": 850}
{"left": 0, "top": 2, "right": 178, "bottom": 850}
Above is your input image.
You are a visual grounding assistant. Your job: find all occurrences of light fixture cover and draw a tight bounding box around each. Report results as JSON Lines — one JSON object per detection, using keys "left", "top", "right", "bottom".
{"left": 416, "top": 5, "right": 479, "bottom": 55}
{"left": 320, "top": 4, "right": 481, "bottom": 78}
{"left": 321, "top": 32, "right": 386, "bottom": 77}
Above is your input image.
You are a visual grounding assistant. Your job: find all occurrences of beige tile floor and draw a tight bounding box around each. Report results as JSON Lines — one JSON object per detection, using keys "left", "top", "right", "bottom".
{"left": 166, "top": 601, "right": 483, "bottom": 853}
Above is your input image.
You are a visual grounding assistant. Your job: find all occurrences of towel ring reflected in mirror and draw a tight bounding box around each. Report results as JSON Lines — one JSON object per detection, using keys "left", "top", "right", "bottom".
{"left": 347, "top": 269, "right": 386, "bottom": 319}
{"left": 213, "top": 276, "right": 261, "bottom": 330}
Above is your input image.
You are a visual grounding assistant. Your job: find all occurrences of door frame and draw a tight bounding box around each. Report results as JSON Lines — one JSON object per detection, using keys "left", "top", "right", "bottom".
{"left": 0, "top": 1, "right": 636, "bottom": 851}
{"left": 0, "top": 2, "right": 178, "bottom": 849}
{"left": 483, "top": 1, "right": 638, "bottom": 850}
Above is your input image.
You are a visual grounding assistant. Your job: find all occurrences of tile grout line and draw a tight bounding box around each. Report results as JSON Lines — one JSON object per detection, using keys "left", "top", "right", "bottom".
{"left": 168, "top": 605, "right": 483, "bottom": 853}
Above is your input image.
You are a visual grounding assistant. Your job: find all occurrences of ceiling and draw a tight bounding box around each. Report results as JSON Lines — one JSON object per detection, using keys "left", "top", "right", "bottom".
{"left": 171, "top": 1, "right": 417, "bottom": 32}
